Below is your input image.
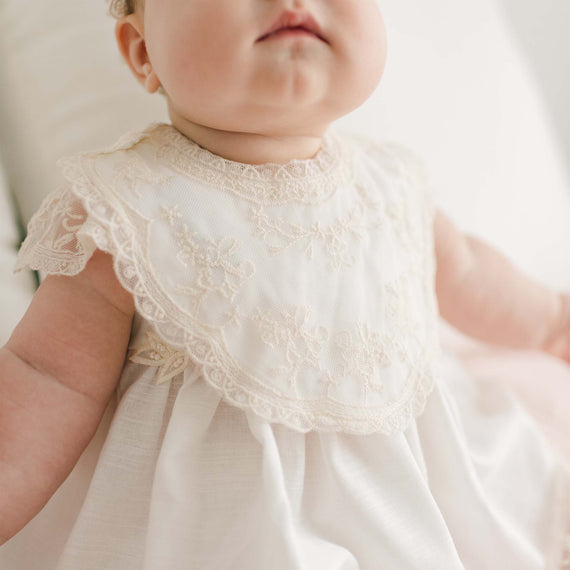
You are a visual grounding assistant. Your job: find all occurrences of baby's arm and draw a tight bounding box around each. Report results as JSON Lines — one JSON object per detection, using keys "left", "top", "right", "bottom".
{"left": 435, "top": 210, "right": 569, "bottom": 361}
{"left": 0, "top": 250, "right": 134, "bottom": 544}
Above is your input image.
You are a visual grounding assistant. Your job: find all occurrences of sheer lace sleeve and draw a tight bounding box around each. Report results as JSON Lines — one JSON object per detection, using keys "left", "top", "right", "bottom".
{"left": 14, "top": 185, "right": 96, "bottom": 277}
{"left": 14, "top": 125, "right": 156, "bottom": 280}
{"left": 14, "top": 154, "right": 143, "bottom": 302}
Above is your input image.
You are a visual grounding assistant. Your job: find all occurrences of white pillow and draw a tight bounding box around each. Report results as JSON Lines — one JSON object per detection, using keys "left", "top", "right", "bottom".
{"left": 0, "top": 0, "right": 569, "bottom": 289}
{"left": 0, "top": 0, "right": 167, "bottom": 226}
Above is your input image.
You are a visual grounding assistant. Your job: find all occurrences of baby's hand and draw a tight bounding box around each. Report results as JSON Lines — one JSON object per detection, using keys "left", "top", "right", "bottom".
{"left": 542, "top": 294, "right": 570, "bottom": 365}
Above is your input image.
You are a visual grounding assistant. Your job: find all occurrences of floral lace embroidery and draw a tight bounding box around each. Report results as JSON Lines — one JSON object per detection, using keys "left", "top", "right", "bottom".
{"left": 245, "top": 152, "right": 426, "bottom": 272}
{"left": 249, "top": 182, "right": 381, "bottom": 269}
{"left": 14, "top": 188, "right": 88, "bottom": 275}
{"left": 252, "top": 307, "right": 329, "bottom": 397}
{"left": 161, "top": 205, "right": 182, "bottom": 226}
{"left": 334, "top": 325, "right": 391, "bottom": 399}
{"left": 151, "top": 123, "right": 355, "bottom": 206}
{"left": 54, "top": 208, "right": 87, "bottom": 251}
{"left": 129, "top": 330, "right": 192, "bottom": 385}
{"left": 174, "top": 227, "right": 255, "bottom": 322}
{"left": 111, "top": 151, "right": 173, "bottom": 197}
{"left": 250, "top": 303, "right": 423, "bottom": 405}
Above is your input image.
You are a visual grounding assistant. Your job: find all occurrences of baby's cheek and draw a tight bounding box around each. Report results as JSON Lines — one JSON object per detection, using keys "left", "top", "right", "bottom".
{"left": 323, "top": 0, "right": 386, "bottom": 107}
{"left": 157, "top": 46, "right": 208, "bottom": 99}
{"left": 163, "top": 53, "right": 247, "bottom": 124}
{"left": 328, "top": 43, "right": 385, "bottom": 116}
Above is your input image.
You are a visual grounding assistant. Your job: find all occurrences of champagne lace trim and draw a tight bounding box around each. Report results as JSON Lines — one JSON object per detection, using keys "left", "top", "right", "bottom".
{"left": 129, "top": 330, "right": 192, "bottom": 385}
{"left": 148, "top": 124, "right": 354, "bottom": 206}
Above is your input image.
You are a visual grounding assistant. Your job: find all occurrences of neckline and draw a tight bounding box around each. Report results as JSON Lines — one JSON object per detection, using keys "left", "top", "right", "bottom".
{"left": 143, "top": 123, "right": 354, "bottom": 206}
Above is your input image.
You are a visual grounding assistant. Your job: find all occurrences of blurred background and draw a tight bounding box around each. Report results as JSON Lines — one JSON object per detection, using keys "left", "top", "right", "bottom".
{"left": 500, "top": 0, "right": 570, "bottom": 169}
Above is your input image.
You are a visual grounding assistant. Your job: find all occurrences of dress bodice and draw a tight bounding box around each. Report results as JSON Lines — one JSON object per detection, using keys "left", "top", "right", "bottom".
{"left": 16, "top": 123, "right": 440, "bottom": 434}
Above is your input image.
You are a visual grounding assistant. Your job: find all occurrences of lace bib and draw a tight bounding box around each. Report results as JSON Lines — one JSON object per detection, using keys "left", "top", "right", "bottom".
{"left": 16, "top": 123, "right": 441, "bottom": 434}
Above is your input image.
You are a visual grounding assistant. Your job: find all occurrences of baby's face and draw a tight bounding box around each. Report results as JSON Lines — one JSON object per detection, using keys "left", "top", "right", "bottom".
{"left": 140, "top": 0, "right": 386, "bottom": 137}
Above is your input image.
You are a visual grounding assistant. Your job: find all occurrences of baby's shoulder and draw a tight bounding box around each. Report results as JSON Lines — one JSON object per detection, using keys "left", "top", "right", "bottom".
{"left": 340, "top": 131, "right": 427, "bottom": 179}
{"left": 52, "top": 123, "right": 185, "bottom": 224}
{"left": 337, "top": 132, "right": 432, "bottom": 210}
{"left": 58, "top": 122, "right": 167, "bottom": 175}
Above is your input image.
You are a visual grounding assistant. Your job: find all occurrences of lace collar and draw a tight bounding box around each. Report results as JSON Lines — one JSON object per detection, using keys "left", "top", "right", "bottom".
{"left": 18, "top": 129, "right": 440, "bottom": 434}
{"left": 130, "top": 123, "right": 355, "bottom": 206}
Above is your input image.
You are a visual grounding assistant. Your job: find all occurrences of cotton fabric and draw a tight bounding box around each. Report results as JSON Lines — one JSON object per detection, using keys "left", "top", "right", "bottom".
{"left": 5, "top": 124, "right": 569, "bottom": 569}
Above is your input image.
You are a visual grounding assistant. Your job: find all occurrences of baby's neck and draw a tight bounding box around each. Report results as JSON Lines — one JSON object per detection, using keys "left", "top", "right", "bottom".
{"left": 169, "top": 113, "right": 324, "bottom": 165}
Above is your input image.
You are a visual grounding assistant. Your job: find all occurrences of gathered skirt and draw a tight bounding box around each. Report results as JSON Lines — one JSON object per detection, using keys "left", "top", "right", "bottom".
{"left": 1, "top": 346, "right": 568, "bottom": 570}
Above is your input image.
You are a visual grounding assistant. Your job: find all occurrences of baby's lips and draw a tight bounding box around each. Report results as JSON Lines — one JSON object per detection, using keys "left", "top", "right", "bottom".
{"left": 257, "top": 10, "right": 328, "bottom": 43}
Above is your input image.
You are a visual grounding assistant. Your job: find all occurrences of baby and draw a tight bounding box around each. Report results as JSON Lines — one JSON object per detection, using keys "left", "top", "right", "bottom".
{"left": 1, "top": 0, "right": 569, "bottom": 568}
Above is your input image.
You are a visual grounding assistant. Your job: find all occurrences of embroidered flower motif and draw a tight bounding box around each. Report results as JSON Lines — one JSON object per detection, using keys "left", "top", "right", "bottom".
{"left": 334, "top": 325, "right": 393, "bottom": 402}
{"left": 13, "top": 188, "right": 91, "bottom": 275}
{"left": 252, "top": 307, "right": 329, "bottom": 396}
{"left": 112, "top": 151, "right": 173, "bottom": 196}
{"left": 174, "top": 227, "right": 255, "bottom": 322}
{"left": 318, "top": 371, "right": 341, "bottom": 398}
{"left": 161, "top": 205, "right": 182, "bottom": 226}
{"left": 250, "top": 306, "right": 418, "bottom": 403}
{"left": 129, "top": 330, "right": 192, "bottom": 385}
{"left": 52, "top": 208, "right": 87, "bottom": 251}
{"left": 249, "top": 183, "right": 382, "bottom": 270}
{"left": 250, "top": 204, "right": 365, "bottom": 269}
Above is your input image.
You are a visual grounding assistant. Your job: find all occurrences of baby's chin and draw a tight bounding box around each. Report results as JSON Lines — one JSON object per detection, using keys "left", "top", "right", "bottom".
{"left": 167, "top": 94, "right": 347, "bottom": 141}
{"left": 250, "top": 66, "right": 334, "bottom": 108}
{"left": 255, "top": 66, "right": 381, "bottom": 126}
{"left": 246, "top": 85, "right": 372, "bottom": 133}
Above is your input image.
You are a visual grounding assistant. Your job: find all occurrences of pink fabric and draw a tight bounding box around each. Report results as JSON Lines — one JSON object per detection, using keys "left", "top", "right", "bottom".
{"left": 441, "top": 323, "right": 570, "bottom": 461}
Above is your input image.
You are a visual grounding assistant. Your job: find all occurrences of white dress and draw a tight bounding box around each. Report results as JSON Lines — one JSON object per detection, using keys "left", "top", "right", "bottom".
{"left": 3, "top": 123, "right": 569, "bottom": 569}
